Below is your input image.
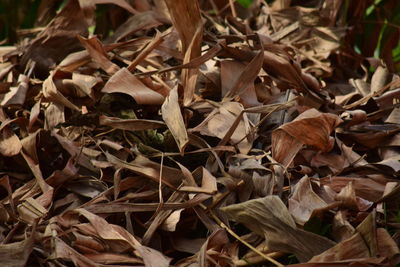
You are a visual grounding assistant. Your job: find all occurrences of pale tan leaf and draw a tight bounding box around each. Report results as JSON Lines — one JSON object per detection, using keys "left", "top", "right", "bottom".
{"left": 102, "top": 68, "right": 164, "bottom": 105}
{"left": 0, "top": 127, "right": 22, "bottom": 157}
{"left": 105, "top": 153, "right": 183, "bottom": 188}
{"left": 161, "top": 87, "right": 189, "bottom": 153}
{"left": 1, "top": 74, "right": 29, "bottom": 107}
{"left": 42, "top": 71, "right": 80, "bottom": 111}
{"left": 137, "top": 245, "right": 171, "bottom": 267}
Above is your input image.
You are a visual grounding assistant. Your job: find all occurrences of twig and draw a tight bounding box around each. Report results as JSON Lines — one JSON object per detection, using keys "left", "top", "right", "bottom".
{"left": 209, "top": 211, "right": 284, "bottom": 267}
{"left": 229, "top": 0, "right": 237, "bottom": 17}
{"left": 235, "top": 251, "right": 286, "bottom": 266}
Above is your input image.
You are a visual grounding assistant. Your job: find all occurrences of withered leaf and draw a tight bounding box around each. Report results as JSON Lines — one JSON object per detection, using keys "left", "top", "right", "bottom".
{"left": 0, "top": 235, "right": 34, "bottom": 267}
{"left": 1, "top": 74, "right": 29, "bottom": 107}
{"left": 77, "top": 35, "right": 120, "bottom": 75}
{"left": 0, "top": 126, "right": 22, "bottom": 157}
{"left": 272, "top": 108, "right": 342, "bottom": 167}
{"left": 2, "top": 1, "right": 400, "bottom": 266}
{"left": 221, "top": 196, "right": 335, "bottom": 262}
{"left": 20, "top": 0, "right": 90, "bottom": 76}
{"left": 102, "top": 68, "right": 164, "bottom": 105}
{"left": 99, "top": 115, "right": 165, "bottom": 131}
{"left": 289, "top": 176, "right": 330, "bottom": 225}
{"left": 164, "top": 0, "right": 202, "bottom": 105}
{"left": 161, "top": 87, "right": 189, "bottom": 153}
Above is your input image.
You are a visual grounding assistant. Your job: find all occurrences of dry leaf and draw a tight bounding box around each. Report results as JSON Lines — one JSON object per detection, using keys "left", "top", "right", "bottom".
{"left": 77, "top": 35, "right": 120, "bottom": 75}
{"left": 164, "top": 0, "right": 202, "bottom": 105}
{"left": 1, "top": 1, "right": 400, "bottom": 266}
{"left": 0, "top": 234, "right": 34, "bottom": 267}
{"left": 102, "top": 68, "right": 164, "bottom": 105}
{"left": 289, "top": 176, "right": 329, "bottom": 225}
{"left": 0, "top": 125, "right": 22, "bottom": 157}
{"left": 272, "top": 108, "right": 342, "bottom": 167}
{"left": 99, "top": 115, "right": 165, "bottom": 131}
{"left": 161, "top": 87, "right": 189, "bottom": 153}
{"left": 221, "top": 196, "right": 335, "bottom": 262}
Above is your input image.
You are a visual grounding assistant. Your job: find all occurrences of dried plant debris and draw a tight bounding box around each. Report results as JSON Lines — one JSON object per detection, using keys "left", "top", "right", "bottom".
{"left": 0, "top": 0, "right": 399, "bottom": 266}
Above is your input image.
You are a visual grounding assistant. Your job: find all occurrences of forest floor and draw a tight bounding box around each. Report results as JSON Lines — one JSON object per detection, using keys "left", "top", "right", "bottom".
{"left": 0, "top": 0, "right": 400, "bottom": 266}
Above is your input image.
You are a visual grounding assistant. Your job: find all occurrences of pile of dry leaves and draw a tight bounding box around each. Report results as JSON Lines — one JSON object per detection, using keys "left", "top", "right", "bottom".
{"left": 0, "top": 0, "right": 399, "bottom": 266}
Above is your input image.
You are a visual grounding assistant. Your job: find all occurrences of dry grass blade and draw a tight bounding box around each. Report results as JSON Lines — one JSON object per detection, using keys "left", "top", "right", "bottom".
{"left": 127, "top": 30, "right": 165, "bottom": 72}
{"left": 99, "top": 115, "right": 165, "bottom": 131}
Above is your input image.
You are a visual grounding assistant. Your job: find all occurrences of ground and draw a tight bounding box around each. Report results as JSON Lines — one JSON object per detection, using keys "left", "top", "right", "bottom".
{"left": 0, "top": 0, "right": 399, "bottom": 266}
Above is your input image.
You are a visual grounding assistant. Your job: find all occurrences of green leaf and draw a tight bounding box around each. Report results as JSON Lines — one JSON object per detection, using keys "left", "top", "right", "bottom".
{"left": 237, "top": 0, "right": 253, "bottom": 8}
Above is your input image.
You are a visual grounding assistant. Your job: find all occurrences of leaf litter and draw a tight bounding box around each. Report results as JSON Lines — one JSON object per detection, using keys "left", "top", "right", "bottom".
{"left": 0, "top": 0, "right": 400, "bottom": 266}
